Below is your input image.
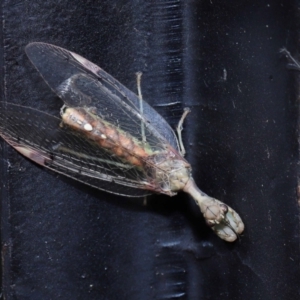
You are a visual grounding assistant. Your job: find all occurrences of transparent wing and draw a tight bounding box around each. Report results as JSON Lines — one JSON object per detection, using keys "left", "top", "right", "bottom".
{"left": 25, "top": 42, "right": 179, "bottom": 151}
{"left": 56, "top": 72, "right": 165, "bottom": 153}
{"left": 0, "top": 102, "right": 155, "bottom": 197}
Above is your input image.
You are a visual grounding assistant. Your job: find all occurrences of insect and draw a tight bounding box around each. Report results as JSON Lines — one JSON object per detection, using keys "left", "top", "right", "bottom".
{"left": 0, "top": 43, "right": 244, "bottom": 242}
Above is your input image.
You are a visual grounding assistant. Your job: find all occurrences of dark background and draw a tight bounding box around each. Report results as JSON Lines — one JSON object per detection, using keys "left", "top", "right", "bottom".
{"left": 1, "top": 0, "right": 299, "bottom": 299}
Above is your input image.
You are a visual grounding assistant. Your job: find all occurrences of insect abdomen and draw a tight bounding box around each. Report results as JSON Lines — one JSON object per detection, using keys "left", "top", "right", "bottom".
{"left": 61, "top": 107, "right": 150, "bottom": 167}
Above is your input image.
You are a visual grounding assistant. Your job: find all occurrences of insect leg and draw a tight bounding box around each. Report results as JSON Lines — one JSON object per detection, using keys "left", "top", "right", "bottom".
{"left": 176, "top": 107, "right": 191, "bottom": 157}
{"left": 280, "top": 48, "right": 300, "bottom": 70}
{"left": 136, "top": 72, "right": 146, "bottom": 144}
{"left": 136, "top": 72, "right": 149, "bottom": 206}
{"left": 60, "top": 104, "right": 67, "bottom": 117}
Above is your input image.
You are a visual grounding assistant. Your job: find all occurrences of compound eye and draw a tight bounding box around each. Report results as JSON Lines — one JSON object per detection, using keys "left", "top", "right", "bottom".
{"left": 220, "top": 204, "right": 228, "bottom": 214}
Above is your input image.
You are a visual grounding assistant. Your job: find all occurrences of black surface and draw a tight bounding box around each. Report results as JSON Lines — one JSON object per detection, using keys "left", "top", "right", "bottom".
{"left": 1, "top": 0, "right": 299, "bottom": 299}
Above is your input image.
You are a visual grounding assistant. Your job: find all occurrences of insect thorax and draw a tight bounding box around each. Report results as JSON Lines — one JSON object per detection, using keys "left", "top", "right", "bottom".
{"left": 145, "top": 152, "right": 192, "bottom": 196}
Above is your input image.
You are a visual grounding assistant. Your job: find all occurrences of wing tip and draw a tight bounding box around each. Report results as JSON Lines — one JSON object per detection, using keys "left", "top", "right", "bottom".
{"left": 25, "top": 42, "right": 60, "bottom": 57}
{"left": 25, "top": 41, "right": 44, "bottom": 51}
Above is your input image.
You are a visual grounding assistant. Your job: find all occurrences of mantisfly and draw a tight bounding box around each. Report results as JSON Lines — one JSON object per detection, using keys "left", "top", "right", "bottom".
{"left": 0, "top": 43, "right": 244, "bottom": 241}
